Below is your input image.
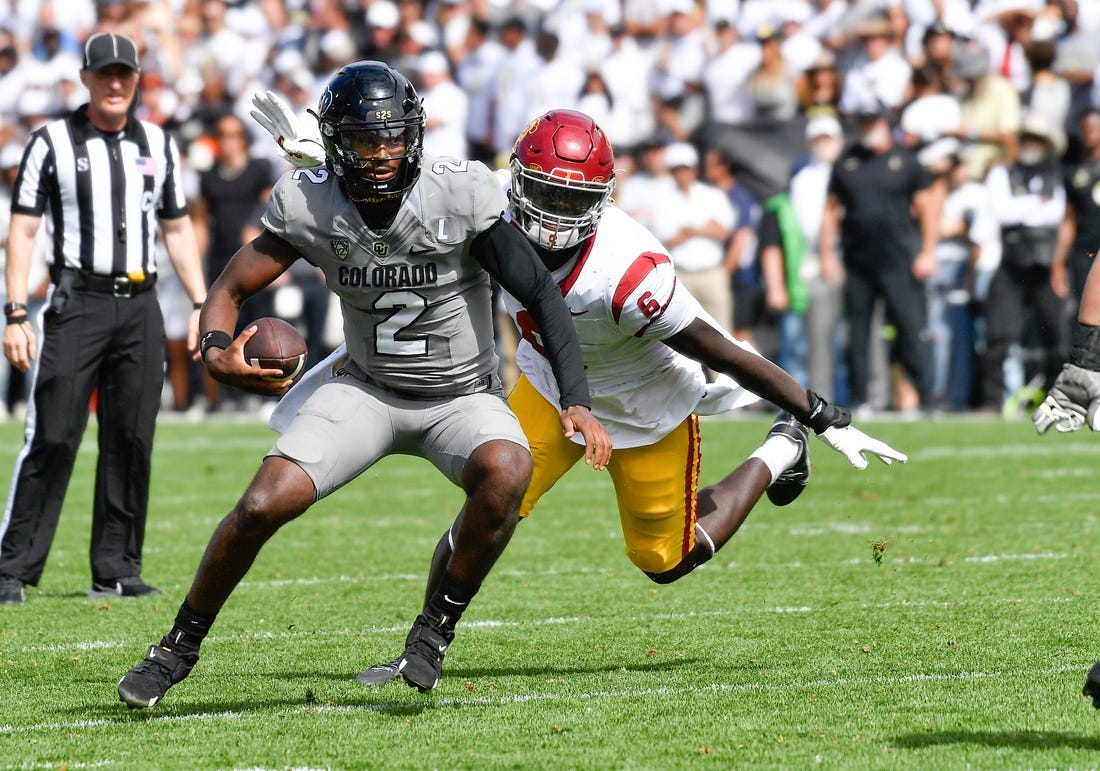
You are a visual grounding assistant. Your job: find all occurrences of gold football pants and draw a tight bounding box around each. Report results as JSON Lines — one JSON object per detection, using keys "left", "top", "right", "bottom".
{"left": 510, "top": 374, "right": 701, "bottom": 573}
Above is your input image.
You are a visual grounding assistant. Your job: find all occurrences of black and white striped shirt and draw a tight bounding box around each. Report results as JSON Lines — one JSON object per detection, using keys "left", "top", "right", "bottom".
{"left": 9, "top": 104, "right": 188, "bottom": 278}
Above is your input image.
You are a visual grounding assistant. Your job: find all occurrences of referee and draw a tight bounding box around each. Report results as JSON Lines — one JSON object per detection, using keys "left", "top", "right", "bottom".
{"left": 0, "top": 33, "right": 206, "bottom": 605}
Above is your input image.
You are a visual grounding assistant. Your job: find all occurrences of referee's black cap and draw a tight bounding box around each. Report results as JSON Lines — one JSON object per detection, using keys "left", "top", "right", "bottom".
{"left": 82, "top": 33, "right": 139, "bottom": 73}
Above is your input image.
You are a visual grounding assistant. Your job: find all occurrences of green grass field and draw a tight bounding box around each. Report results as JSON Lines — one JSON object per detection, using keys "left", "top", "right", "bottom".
{"left": 1, "top": 415, "right": 1099, "bottom": 770}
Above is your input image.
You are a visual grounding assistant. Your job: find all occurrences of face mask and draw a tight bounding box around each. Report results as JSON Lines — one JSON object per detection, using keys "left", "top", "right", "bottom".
{"left": 812, "top": 138, "right": 841, "bottom": 165}
{"left": 860, "top": 124, "right": 890, "bottom": 149}
{"left": 1018, "top": 147, "right": 1045, "bottom": 165}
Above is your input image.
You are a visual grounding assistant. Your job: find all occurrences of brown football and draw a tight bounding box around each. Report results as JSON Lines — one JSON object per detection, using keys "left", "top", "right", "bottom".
{"left": 242, "top": 317, "right": 307, "bottom": 382}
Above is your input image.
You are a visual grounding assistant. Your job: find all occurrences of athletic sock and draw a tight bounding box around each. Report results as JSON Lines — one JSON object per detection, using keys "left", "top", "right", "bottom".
{"left": 749, "top": 433, "right": 801, "bottom": 486}
{"left": 161, "top": 600, "right": 216, "bottom": 656}
{"left": 423, "top": 572, "right": 477, "bottom": 638}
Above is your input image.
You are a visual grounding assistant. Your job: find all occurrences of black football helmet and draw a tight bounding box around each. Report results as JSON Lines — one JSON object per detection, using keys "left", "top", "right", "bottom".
{"left": 313, "top": 61, "right": 425, "bottom": 202}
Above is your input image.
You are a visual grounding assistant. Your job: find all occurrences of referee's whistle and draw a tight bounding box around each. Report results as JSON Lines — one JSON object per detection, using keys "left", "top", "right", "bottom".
{"left": 128, "top": 270, "right": 146, "bottom": 284}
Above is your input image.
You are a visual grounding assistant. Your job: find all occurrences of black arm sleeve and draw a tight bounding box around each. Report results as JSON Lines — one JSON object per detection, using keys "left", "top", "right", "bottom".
{"left": 471, "top": 219, "right": 591, "bottom": 410}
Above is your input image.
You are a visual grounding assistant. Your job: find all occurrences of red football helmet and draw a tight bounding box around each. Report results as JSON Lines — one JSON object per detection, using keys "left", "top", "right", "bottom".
{"left": 509, "top": 110, "right": 616, "bottom": 251}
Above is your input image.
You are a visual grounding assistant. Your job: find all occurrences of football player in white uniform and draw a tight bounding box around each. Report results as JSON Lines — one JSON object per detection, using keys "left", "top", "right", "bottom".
{"left": 256, "top": 102, "right": 908, "bottom": 688}
{"left": 116, "top": 63, "right": 610, "bottom": 708}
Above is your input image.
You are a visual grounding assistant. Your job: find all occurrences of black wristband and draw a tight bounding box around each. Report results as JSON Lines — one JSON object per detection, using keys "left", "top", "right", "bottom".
{"left": 4, "top": 301, "right": 26, "bottom": 318}
{"left": 192, "top": 301, "right": 204, "bottom": 310}
{"left": 1070, "top": 322, "right": 1100, "bottom": 371}
{"left": 806, "top": 389, "right": 852, "bottom": 434}
{"left": 5, "top": 315, "right": 27, "bottom": 326}
{"left": 199, "top": 330, "right": 232, "bottom": 361}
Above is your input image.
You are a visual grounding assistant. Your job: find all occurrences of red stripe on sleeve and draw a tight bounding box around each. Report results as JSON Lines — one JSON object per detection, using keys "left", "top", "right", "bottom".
{"left": 611, "top": 251, "right": 670, "bottom": 323}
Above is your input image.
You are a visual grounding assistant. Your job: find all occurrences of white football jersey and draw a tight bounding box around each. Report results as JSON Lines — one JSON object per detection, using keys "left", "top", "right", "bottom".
{"left": 263, "top": 157, "right": 506, "bottom": 397}
{"left": 499, "top": 187, "right": 760, "bottom": 448}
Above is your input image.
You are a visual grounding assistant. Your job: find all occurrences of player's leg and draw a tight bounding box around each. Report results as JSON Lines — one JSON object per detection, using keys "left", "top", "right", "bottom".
{"left": 357, "top": 375, "right": 582, "bottom": 686}
{"left": 613, "top": 415, "right": 804, "bottom": 585}
{"left": 118, "top": 380, "right": 395, "bottom": 708}
{"left": 117, "top": 456, "right": 316, "bottom": 708}
{"left": 691, "top": 413, "right": 808, "bottom": 549}
{"left": 393, "top": 378, "right": 582, "bottom": 692}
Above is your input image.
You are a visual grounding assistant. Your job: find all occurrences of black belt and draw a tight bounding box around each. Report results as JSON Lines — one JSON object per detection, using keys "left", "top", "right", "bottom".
{"left": 56, "top": 268, "right": 157, "bottom": 298}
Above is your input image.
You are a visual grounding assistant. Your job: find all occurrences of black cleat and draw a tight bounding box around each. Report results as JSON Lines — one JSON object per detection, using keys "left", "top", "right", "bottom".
{"left": 0, "top": 574, "right": 25, "bottom": 605}
{"left": 117, "top": 645, "right": 197, "bottom": 709}
{"left": 89, "top": 576, "right": 161, "bottom": 599}
{"left": 356, "top": 656, "right": 402, "bottom": 686}
{"left": 1083, "top": 661, "right": 1100, "bottom": 708}
{"left": 397, "top": 614, "right": 453, "bottom": 693}
{"left": 766, "top": 412, "right": 810, "bottom": 507}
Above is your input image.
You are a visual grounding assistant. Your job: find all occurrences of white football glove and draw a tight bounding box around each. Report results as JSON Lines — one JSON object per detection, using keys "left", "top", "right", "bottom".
{"left": 818, "top": 426, "right": 909, "bottom": 470}
{"left": 249, "top": 90, "right": 325, "bottom": 168}
{"left": 1032, "top": 363, "right": 1100, "bottom": 434}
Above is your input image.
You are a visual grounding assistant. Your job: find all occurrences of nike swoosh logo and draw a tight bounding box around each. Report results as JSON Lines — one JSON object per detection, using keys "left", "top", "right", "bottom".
{"left": 569, "top": 309, "right": 588, "bottom": 316}
{"left": 409, "top": 246, "right": 435, "bottom": 255}
{"left": 437, "top": 644, "right": 448, "bottom": 653}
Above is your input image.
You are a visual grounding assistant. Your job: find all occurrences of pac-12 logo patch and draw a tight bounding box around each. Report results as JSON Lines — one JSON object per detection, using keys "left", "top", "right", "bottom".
{"left": 331, "top": 238, "right": 350, "bottom": 259}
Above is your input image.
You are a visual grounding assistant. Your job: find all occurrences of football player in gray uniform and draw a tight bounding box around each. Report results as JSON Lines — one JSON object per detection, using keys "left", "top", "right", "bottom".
{"left": 116, "top": 61, "right": 611, "bottom": 708}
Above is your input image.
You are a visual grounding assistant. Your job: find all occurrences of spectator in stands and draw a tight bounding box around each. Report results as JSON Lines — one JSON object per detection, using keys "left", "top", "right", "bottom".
{"left": 191, "top": 112, "right": 273, "bottom": 411}
{"left": 923, "top": 140, "right": 1001, "bottom": 411}
{"left": 761, "top": 113, "right": 846, "bottom": 400}
{"left": 981, "top": 112, "right": 1067, "bottom": 410}
{"left": 455, "top": 17, "right": 503, "bottom": 164}
{"left": 702, "top": 18, "right": 759, "bottom": 126}
{"left": 416, "top": 49, "right": 468, "bottom": 159}
{"left": 899, "top": 62, "right": 963, "bottom": 151}
{"left": 703, "top": 147, "right": 760, "bottom": 344}
{"left": 525, "top": 29, "right": 584, "bottom": 120}
{"left": 821, "top": 99, "right": 939, "bottom": 415}
{"left": 796, "top": 48, "right": 840, "bottom": 114}
{"left": 615, "top": 140, "right": 668, "bottom": 233}
{"left": 650, "top": 141, "right": 737, "bottom": 344}
{"left": 1021, "top": 36, "right": 1070, "bottom": 148}
{"left": 839, "top": 13, "right": 913, "bottom": 115}
{"left": 749, "top": 24, "right": 798, "bottom": 123}
{"left": 599, "top": 22, "right": 657, "bottom": 152}
{"left": 491, "top": 17, "right": 539, "bottom": 166}
{"left": 951, "top": 42, "right": 1021, "bottom": 181}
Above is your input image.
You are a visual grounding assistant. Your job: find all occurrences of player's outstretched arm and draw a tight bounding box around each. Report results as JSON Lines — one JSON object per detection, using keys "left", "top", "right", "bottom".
{"left": 665, "top": 318, "right": 907, "bottom": 469}
{"left": 250, "top": 90, "right": 325, "bottom": 168}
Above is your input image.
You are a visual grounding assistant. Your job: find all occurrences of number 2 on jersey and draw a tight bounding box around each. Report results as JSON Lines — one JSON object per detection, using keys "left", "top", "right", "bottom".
{"left": 374, "top": 290, "right": 428, "bottom": 356}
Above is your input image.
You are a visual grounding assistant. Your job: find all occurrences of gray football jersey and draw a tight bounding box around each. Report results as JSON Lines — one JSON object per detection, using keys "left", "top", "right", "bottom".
{"left": 262, "top": 156, "right": 505, "bottom": 397}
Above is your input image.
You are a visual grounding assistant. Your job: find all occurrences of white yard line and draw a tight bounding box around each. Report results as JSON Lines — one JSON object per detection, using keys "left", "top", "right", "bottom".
{"left": 15, "top": 594, "right": 1077, "bottom": 655}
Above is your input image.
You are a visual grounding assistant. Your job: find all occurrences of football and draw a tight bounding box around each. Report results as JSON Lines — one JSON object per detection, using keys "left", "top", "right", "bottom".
{"left": 242, "top": 317, "right": 307, "bottom": 382}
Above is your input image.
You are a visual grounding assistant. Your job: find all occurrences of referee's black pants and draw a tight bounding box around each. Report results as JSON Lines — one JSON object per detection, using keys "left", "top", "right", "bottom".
{"left": 0, "top": 286, "right": 165, "bottom": 585}
{"left": 844, "top": 261, "right": 932, "bottom": 408}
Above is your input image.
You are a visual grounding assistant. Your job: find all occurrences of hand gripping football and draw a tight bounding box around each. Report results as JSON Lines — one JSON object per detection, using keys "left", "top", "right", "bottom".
{"left": 243, "top": 317, "right": 307, "bottom": 382}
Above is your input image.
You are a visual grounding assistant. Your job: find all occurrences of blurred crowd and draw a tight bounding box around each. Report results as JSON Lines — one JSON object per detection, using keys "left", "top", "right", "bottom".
{"left": 2, "top": 0, "right": 1100, "bottom": 418}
